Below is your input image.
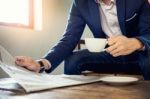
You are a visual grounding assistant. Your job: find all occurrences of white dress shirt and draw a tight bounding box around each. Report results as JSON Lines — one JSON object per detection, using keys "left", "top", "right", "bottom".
{"left": 98, "top": 0, "right": 122, "bottom": 37}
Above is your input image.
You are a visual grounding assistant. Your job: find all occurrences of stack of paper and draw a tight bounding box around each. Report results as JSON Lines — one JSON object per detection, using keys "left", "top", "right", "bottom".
{"left": 0, "top": 63, "right": 101, "bottom": 92}
{"left": 0, "top": 45, "right": 102, "bottom": 93}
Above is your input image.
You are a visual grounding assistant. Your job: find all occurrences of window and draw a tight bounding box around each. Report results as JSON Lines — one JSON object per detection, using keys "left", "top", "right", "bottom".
{"left": 0, "top": 0, "right": 42, "bottom": 30}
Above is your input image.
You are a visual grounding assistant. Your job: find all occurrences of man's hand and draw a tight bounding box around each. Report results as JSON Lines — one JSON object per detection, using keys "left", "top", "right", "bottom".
{"left": 106, "top": 35, "right": 144, "bottom": 57}
{"left": 15, "top": 56, "right": 41, "bottom": 72}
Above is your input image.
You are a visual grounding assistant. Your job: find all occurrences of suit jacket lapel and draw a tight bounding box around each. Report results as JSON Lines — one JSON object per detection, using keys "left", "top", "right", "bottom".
{"left": 116, "top": 0, "right": 126, "bottom": 35}
{"left": 88, "top": 0, "right": 126, "bottom": 36}
{"left": 88, "top": 0, "right": 105, "bottom": 37}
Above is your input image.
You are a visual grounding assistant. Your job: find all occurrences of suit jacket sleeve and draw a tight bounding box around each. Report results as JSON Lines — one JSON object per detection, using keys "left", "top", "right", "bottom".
{"left": 136, "top": 1, "right": 150, "bottom": 54}
{"left": 43, "top": 1, "right": 86, "bottom": 73}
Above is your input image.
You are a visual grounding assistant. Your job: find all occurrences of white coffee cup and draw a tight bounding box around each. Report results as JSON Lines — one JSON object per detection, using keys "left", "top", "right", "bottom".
{"left": 85, "top": 38, "right": 107, "bottom": 52}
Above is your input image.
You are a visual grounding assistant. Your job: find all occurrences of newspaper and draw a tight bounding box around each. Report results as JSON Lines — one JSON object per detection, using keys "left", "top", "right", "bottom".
{"left": 0, "top": 45, "right": 102, "bottom": 93}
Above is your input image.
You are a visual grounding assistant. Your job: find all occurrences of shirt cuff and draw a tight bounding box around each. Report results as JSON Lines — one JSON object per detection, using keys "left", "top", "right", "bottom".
{"left": 140, "top": 46, "right": 145, "bottom": 51}
{"left": 43, "top": 59, "right": 51, "bottom": 70}
{"left": 37, "top": 59, "right": 51, "bottom": 70}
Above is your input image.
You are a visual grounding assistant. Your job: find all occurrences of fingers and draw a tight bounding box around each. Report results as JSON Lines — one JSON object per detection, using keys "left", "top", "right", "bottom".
{"left": 110, "top": 47, "right": 124, "bottom": 56}
{"left": 15, "top": 57, "right": 30, "bottom": 71}
{"left": 107, "top": 45, "right": 130, "bottom": 57}
{"left": 15, "top": 56, "right": 26, "bottom": 66}
{"left": 112, "top": 49, "right": 132, "bottom": 57}
{"left": 15, "top": 56, "right": 31, "bottom": 68}
{"left": 108, "top": 35, "right": 125, "bottom": 44}
{"left": 107, "top": 36, "right": 118, "bottom": 46}
{"left": 107, "top": 36, "right": 121, "bottom": 56}
{"left": 107, "top": 43, "right": 119, "bottom": 52}
{"left": 106, "top": 35, "right": 133, "bottom": 57}
{"left": 15, "top": 56, "right": 40, "bottom": 72}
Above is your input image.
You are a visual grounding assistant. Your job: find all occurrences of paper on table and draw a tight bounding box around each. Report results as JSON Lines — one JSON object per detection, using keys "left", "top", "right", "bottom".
{"left": 0, "top": 45, "right": 102, "bottom": 93}
{"left": 0, "top": 45, "right": 15, "bottom": 65}
{"left": 0, "top": 45, "right": 13, "bottom": 78}
{"left": 1, "top": 63, "right": 102, "bottom": 92}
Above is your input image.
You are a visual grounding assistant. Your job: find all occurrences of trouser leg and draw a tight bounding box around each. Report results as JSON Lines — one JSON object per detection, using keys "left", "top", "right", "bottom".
{"left": 138, "top": 55, "right": 150, "bottom": 80}
{"left": 64, "top": 49, "right": 141, "bottom": 75}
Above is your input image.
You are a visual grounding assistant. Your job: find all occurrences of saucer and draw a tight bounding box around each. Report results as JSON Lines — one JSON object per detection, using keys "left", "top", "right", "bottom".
{"left": 100, "top": 76, "right": 139, "bottom": 85}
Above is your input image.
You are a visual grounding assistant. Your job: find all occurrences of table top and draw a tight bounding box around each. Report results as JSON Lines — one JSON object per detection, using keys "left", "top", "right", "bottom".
{"left": 0, "top": 79, "right": 150, "bottom": 99}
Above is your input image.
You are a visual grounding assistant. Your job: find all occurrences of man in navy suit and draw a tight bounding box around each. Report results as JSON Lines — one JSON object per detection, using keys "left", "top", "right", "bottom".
{"left": 15, "top": 0, "right": 150, "bottom": 80}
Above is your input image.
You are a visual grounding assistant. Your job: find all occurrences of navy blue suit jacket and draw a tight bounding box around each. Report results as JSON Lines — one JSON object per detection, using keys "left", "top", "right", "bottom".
{"left": 44, "top": 0, "right": 150, "bottom": 72}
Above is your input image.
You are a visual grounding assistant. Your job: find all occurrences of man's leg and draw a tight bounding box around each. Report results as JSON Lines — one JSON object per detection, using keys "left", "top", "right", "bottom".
{"left": 64, "top": 49, "right": 140, "bottom": 75}
{"left": 138, "top": 54, "right": 150, "bottom": 80}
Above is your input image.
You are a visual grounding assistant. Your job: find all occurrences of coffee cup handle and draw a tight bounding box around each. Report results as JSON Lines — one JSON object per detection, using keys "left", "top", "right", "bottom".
{"left": 106, "top": 40, "right": 108, "bottom": 44}
{"left": 102, "top": 40, "right": 108, "bottom": 51}
{"left": 102, "top": 49, "right": 106, "bottom": 52}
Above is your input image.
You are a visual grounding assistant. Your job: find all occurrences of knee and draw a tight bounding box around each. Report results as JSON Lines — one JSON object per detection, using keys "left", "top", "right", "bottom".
{"left": 64, "top": 50, "right": 89, "bottom": 75}
{"left": 64, "top": 57, "right": 81, "bottom": 75}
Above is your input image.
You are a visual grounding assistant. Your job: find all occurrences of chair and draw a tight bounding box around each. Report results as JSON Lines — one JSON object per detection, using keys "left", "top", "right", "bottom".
{"left": 77, "top": 39, "right": 85, "bottom": 50}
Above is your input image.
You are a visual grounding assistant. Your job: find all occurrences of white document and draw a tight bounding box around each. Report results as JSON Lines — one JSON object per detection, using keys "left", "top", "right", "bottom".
{"left": 0, "top": 45, "right": 102, "bottom": 93}
{"left": 0, "top": 45, "right": 15, "bottom": 65}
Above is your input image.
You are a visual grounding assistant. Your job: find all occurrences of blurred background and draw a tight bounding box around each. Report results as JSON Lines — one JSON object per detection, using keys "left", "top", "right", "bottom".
{"left": 0, "top": 0, "right": 92, "bottom": 74}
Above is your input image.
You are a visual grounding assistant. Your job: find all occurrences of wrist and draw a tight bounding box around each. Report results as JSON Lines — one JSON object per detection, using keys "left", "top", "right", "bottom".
{"left": 37, "top": 61, "right": 45, "bottom": 73}
{"left": 41, "top": 59, "right": 51, "bottom": 70}
{"left": 131, "top": 38, "right": 144, "bottom": 50}
{"left": 37, "top": 59, "right": 51, "bottom": 71}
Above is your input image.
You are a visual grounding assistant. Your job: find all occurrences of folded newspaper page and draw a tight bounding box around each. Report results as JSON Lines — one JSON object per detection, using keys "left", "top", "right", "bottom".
{"left": 0, "top": 45, "right": 102, "bottom": 93}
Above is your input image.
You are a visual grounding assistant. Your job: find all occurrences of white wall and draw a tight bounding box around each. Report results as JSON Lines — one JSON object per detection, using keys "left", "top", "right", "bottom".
{"left": 0, "top": 0, "right": 92, "bottom": 74}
